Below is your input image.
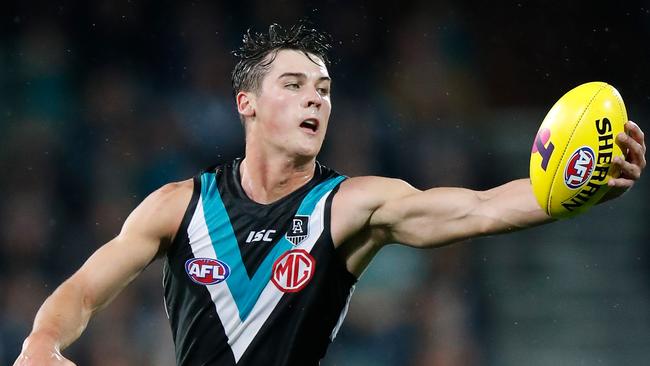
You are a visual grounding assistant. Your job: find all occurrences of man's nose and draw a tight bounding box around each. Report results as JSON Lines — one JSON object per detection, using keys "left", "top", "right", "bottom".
{"left": 303, "top": 87, "right": 322, "bottom": 109}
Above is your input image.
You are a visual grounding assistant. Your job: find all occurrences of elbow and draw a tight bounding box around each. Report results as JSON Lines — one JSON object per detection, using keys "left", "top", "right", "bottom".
{"left": 468, "top": 191, "right": 501, "bottom": 237}
{"left": 60, "top": 275, "right": 97, "bottom": 317}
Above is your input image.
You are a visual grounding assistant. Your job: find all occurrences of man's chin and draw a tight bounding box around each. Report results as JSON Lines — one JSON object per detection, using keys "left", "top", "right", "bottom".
{"left": 292, "top": 144, "right": 322, "bottom": 161}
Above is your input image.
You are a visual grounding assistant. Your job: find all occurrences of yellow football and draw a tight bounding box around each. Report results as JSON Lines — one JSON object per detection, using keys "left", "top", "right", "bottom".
{"left": 529, "top": 82, "right": 626, "bottom": 218}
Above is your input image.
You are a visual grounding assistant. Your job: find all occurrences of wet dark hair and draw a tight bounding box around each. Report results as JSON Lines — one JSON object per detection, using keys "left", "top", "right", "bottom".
{"left": 231, "top": 22, "right": 332, "bottom": 97}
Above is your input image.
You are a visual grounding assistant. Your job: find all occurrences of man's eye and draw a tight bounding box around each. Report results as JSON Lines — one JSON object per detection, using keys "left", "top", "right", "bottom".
{"left": 286, "top": 83, "right": 300, "bottom": 89}
{"left": 318, "top": 88, "right": 330, "bottom": 95}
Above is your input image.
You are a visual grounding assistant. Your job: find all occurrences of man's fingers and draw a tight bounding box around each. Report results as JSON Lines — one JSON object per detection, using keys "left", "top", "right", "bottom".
{"left": 607, "top": 177, "right": 635, "bottom": 188}
{"left": 623, "top": 121, "right": 647, "bottom": 167}
{"left": 602, "top": 121, "right": 645, "bottom": 199}
{"left": 617, "top": 132, "right": 646, "bottom": 168}
{"left": 613, "top": 156, "right": 642, "bottom": 179}
{"left": 625, "top": 121, "right": 646, "bottom": 147}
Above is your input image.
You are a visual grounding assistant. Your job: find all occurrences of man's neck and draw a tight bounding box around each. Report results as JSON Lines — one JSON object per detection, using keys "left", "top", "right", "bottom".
{"left": 239, "top": 151, "right": 316, "bottom": 204}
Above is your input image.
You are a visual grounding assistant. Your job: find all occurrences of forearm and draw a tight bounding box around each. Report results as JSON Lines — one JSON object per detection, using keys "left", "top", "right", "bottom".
{"left": 26, "top": 277, "right": 92, "bottom": 352}
{"left": 475, "top": 178, "right": 554, "bottom": 234}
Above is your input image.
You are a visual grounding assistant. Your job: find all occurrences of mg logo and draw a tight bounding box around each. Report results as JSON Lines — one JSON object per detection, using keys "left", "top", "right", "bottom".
{"left": 271, "top": 249, "right": 316, "bottom": 293}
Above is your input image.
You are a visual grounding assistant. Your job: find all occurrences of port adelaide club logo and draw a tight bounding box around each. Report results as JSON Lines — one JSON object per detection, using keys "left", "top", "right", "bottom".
{"left": 564, "top": 146, "right": 596, "bottom": 189}
{"left": 272, "top": 249, "right": 316, "bottom": 293}
{"left": 285, "top": 215, "right": 309, "bottom": 246}
{"left": 185, "top": 258, "right": 231, "bottom": 285}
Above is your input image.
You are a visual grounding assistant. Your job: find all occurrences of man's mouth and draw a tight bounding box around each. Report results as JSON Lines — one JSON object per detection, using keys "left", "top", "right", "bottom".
{"left": 300, "top": 119, "right": 319, "bottom": 133}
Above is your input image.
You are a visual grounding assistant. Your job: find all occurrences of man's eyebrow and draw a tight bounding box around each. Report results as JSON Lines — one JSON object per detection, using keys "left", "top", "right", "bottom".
{"left": 278, "top": 72, "right": 331, "bottom": 82}
{"left": 278, "top": 72, "right": 305, "bottom": 79}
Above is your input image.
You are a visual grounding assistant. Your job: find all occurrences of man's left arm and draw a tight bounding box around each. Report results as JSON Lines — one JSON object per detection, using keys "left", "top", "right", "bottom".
{"left": 366, "top": 178, "right": 549, "bottom": 248}
{"left": 368, "top": 121, "right": 645, "bottom": 249}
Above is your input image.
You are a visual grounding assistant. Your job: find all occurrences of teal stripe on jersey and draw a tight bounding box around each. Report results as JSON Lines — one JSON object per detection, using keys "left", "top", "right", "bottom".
{"left": 200, "top": 172, "right": 345, "bottom": 321}
{"left": 296, "top": 175, "right": 345, "bottom": 215}
{"left": 200, "top": 173, "right": 252, "bottom": 321}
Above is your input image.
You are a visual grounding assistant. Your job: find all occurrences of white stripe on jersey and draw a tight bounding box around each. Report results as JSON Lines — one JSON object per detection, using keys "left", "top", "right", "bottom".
{"left": 330, "top": 284, "right": 355, "bottom": 341}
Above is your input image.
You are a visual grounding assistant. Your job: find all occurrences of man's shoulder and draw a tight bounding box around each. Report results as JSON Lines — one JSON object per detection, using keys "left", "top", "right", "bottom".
{"left": 158, "top": 178, "right": 194, "bottom": 196}
{"left": 150, "top": 178, "right": 195, "bottom": 213}
{"left": 333, "top": 176, "right": 416, "bottom": 225}
{"left": 338, "top": 176, "right": 415, "bottom": 203}
{"left": 121, "top": 179, "right": 195, "bottom": 247}
{"left": 329, "top": 176, "right": 417, "bottom": 254}
{"left": 134, "top": 179, "right": 194, "bottom": 226}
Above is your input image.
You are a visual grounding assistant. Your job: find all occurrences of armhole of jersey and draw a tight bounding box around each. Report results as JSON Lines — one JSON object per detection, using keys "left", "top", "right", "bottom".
{"left": 326, "top": 179, "right": 359, "bottom": 282}
{"left": 168, "top": 173, "right": 202, "bottom": 255}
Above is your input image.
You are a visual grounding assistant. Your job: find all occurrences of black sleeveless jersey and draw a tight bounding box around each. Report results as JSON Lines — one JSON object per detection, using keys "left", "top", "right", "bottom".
{"left": 162, "top": 158, "right": 357, "bottom": 366}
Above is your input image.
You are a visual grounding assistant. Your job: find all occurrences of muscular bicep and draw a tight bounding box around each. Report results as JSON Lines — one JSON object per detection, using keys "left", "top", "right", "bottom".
{"left": 369, "top": 184, "right": 486, "bottom": 247}
{"left": 69, "top": 180, "right": 191, "bottom": 313}
{"left": 73, "top": 233, "right": 159, "bottom": 313}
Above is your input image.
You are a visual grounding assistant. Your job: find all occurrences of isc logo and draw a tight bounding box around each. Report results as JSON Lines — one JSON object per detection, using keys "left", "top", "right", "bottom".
{"left": 271, "top": 249, "right": 316, "bottom": 293}
{"left": 245, "top": 229, "right": 276, "bottom": 243}
{"left": 564, "top": 146, "right": 595, "bottom": 189}
{"left": 185, "top": 258, "right": 230, "bottom": 285}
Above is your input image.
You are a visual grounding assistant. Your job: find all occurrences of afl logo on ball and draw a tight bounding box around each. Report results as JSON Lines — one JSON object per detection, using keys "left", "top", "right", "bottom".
{"left": 185, "top": 258, "right": 231, "bottom": 285}
{"left": 564, "top": 146, "right": 595, "bottom": 189}
{"left": 271, "top": 249, "right": 316, "bottom": 293}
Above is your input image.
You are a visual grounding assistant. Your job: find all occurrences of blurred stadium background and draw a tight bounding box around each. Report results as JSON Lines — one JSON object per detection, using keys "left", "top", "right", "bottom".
{"left": 1, "top": 1, "right": 649, "bottom": 365}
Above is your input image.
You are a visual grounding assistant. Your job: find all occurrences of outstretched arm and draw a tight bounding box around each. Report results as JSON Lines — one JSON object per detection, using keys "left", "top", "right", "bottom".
{"left": 334, "top": 121, "right": 645, "bottom": 274}
{"left": 370, "top": 121, "right": 644, "bottom": 249}
{"left": 367, "top": 177, "right": 551, "bottom": 248}
{"left": 369, "top": 121, "right": 644, "bottom": 249}
{"left": 14, "top": 180, "right": 192, "bottom": 366}
{"left": 334, "top": 176, "right": 553, "bottom": 275}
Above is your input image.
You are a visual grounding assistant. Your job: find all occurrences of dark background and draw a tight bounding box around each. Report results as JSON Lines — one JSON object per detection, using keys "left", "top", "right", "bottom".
{"left": 1, "top": 1, "right": 648, "bottom": 365}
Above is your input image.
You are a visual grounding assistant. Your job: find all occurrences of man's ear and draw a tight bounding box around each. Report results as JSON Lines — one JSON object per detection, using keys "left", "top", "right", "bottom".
{"left": 236, "top": 91, "right": 256, "bottom": 118}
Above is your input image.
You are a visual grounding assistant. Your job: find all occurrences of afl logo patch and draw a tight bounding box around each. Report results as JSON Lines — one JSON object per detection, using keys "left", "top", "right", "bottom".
{"left": 185, "top": 258, "right": 231, "bottom": 285}
{"left": 564, "top": 146, "right": 595, "bottom": 189}
{"left": 271, "top": 249, "right": 316, "bottom": 293}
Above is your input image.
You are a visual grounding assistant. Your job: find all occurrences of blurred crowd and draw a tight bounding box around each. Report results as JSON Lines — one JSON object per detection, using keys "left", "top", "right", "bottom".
{"left": 1, "top": 1, "right": 649, "bottom": 365}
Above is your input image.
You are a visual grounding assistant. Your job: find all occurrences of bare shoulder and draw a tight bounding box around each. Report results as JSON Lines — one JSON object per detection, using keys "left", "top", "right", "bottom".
{"left": 336, "top": 176, "right": 418, "bottom": 214}
{"left": 121, "top": 178, "right": 194, "bottom": 247}
{"left": 331, "top": 176, "right": 420, "bottom": 275}
{"left": 332, "top": 176, "right": 418, "bottom": 245}
{"left": 148, "top": 179, "right": 194, "bottom": 210}
{"left": 338, "top": 176, "right": 415, "bottom": 199}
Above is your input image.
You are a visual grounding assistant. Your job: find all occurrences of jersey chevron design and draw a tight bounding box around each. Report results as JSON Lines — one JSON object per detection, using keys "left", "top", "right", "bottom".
{"left": 189, "top": 173, "right": 345, "bottom": 361}
{"left": 163, "top": 159, "right": 356, "bottom": 366}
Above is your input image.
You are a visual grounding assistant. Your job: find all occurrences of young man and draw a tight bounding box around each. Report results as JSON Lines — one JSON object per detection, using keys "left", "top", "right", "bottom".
{"left": 14, "top": 23, "right": 646, "bottom": 366}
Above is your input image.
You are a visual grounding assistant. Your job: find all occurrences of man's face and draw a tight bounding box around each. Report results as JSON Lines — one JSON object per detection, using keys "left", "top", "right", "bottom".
{"left": 249, "top": 49, "right": 331, "bottom": 159}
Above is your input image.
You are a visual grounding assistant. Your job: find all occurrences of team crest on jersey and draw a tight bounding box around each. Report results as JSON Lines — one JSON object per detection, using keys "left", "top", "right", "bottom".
{"left": 271, "top": 249, "right": 316, "bottom": 293}
{"left": 285, "top": 215, "right": 309, "bottom": 245}
{"left": 185, "top": 258, "right": 231, "bottom": 285}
